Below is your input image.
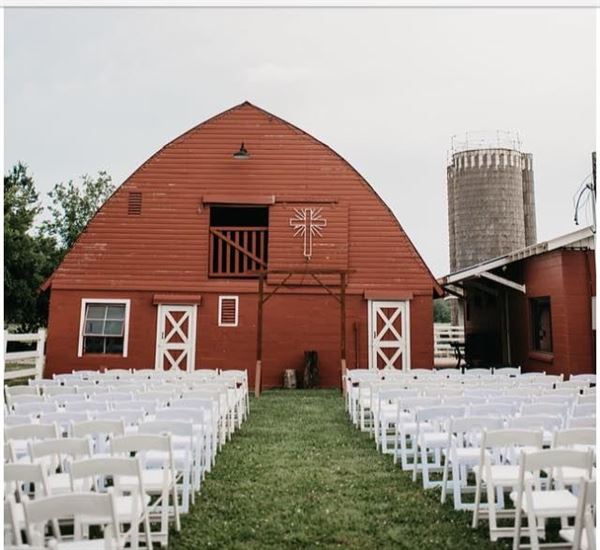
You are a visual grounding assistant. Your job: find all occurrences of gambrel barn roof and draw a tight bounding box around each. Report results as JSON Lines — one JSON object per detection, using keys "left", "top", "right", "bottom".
{"left": 42, "top": 101, "right": 441, "bottom": 296}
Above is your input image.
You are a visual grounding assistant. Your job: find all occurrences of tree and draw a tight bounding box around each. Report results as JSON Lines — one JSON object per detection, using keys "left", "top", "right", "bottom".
{"left": 433, "top": 298, "right": 451, "bottom": 323}
{"left": 4, "top": 163, "right": 59, "bottom": 330}
{"left": 41, "top": 171, "right": 115, "bottom": 253}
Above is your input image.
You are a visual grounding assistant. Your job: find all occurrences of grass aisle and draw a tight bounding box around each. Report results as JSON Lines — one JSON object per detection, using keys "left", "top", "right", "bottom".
{"left": 169, "top": 389, "right": 507, "bottom": 549}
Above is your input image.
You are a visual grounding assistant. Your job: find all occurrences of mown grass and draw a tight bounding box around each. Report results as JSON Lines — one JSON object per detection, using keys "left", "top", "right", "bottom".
{"left": 169, "top": 389, "right": 508, "bottom": 549}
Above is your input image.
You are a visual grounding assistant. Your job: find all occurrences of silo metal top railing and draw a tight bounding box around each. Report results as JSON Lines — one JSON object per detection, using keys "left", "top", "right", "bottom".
{"left": 450, "top": 130, "right": 522, "bottom": 156}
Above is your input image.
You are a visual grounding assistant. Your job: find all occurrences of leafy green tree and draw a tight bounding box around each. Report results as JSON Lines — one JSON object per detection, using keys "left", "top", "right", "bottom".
{"left": 433, "top": 298, "right": 451, "bottom": 323}
{"left": 41, "top": 171, "right": 115, "bottom": 253}
{"left": 4, "top": 163, "right": 59, "bottom": 330}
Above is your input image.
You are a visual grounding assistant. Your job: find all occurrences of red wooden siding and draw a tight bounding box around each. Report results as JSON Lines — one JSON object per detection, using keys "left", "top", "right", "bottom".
{"left": 509, "top": 249, "right": 595, "bottom": 376}
{"left": 46, "top": 289, "right": 435, "bottom": 387}
{"left": 43, "top": 102, "right": 440, "bottom": 384}
{"left": 44, "top": 102, "right": 438, "bottom": 296}
{"left": 268, "top": 202, "right": 348, "bottom": 286}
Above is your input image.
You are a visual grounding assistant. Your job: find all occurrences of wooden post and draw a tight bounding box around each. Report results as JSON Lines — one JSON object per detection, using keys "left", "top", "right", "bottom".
{"left": 255, "top": 273, "right": 264, "bottom": 397}
{"left": 35, "top": 328, "right": 46, "bottom": 380}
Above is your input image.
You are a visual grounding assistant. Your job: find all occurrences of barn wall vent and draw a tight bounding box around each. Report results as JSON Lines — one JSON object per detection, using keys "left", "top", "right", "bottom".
{"left": 128, "top": 192, "right": 142, "bottom": 215}
{"left": 218, "top": 296, "right": 239, "bottom": 327}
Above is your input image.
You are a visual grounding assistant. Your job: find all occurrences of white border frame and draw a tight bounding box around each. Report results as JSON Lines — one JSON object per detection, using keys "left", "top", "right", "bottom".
{"left": 77, "top": 298, "right": 131, "bottom": 357}
{"left": 155, "top": 303, "right": 198, "bottom": 372}
{"left": 218, "top": 295, "right": 239, "bottom": 327}
{"left": 367, "top": 300, "right": 411, "bottom": 371}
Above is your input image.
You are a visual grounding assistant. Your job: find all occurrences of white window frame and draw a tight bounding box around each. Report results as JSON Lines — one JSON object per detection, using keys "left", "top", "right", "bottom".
{"left": 218, "top": 295, "right": 239, "bottom": 327}
{"left": 77, "top": 298, "right": 131, "bottom": 357}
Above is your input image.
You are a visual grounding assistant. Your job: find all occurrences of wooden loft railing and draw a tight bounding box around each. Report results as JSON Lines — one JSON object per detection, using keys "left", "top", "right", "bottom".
{"left": 209, "top": 226, "right": 268, "bottom": 277}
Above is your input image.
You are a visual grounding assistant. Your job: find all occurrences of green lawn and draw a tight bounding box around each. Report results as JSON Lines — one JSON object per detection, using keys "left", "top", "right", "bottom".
{"left": 169, "top": 390, "right": 509, "bottom": 549}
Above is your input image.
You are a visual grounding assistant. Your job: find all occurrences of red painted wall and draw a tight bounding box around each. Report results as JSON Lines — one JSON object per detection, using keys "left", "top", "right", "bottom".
{"left": 46, "top": 289, "right": 434, "bottom": 388}
{"left": 510, "top": 249, "right": 595, "bottom": 376}
{"left": 43, "top": 102, "right": 439, "bottom": 385}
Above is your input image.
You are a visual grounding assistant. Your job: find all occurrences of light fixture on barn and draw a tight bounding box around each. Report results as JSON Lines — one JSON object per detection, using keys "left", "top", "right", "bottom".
{"left": 233, "top": 142, "right": 250, "bottom": 159}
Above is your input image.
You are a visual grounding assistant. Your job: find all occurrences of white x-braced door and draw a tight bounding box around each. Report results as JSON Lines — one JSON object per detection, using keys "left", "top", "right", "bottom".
{"left": 368, "top": 300, "right": 411, "bottom": 371}
{"left": 155, "top": 304, "right": 197, "bottom": 372}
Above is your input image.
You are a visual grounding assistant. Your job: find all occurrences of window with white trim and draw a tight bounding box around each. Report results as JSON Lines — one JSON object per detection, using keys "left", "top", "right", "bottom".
{"left": 218, "top": 296, "right": 239, "bottom": 327}
{"left": 78, "top": 299, "right": 130, "bottom": 356}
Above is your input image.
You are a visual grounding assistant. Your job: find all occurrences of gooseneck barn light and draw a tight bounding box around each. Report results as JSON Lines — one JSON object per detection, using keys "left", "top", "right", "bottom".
{"left": 233, "top": 142, "right": 250, "bottom": 159}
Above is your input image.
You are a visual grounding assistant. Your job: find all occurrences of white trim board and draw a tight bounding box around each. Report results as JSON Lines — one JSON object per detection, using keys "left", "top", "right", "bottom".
{"left": 77, "top": 298, "right": 131, "bottom": 358}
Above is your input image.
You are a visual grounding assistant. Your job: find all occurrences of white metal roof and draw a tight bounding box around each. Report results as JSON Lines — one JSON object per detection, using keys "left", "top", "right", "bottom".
{"left": 439, "top": 225, "right": 595, "bottom": 286}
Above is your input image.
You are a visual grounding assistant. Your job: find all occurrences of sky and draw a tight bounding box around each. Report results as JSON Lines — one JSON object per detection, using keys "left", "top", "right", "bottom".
{"left": 4, "top": 7, "right": 596, "bottom": 277}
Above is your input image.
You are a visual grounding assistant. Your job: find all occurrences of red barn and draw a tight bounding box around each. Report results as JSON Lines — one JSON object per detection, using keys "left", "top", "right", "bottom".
{"left": 42, "top": 102, "right": 442, "bottom": 389}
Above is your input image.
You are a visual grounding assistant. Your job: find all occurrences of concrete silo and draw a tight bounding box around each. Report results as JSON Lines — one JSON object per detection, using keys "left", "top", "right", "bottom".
{"left": 447, "top": 133, "right": 537, "bottom": 272}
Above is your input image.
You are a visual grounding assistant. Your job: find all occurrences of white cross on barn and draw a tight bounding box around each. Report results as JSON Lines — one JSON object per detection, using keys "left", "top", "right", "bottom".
{"left": 289, "top": 207, "right": 327, "bottom": 260}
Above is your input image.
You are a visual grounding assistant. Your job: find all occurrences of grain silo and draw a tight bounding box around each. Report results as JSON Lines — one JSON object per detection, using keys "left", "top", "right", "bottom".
{"left": 447, "top": 132, "right": 537, "bottom": 272}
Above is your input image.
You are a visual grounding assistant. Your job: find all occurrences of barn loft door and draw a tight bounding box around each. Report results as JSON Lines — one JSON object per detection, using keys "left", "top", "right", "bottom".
{"left": 155, "top": 304, "right": 197, "bottom": 372}
{"left": 368, "top": 301, "right": 411, "bottom": 371}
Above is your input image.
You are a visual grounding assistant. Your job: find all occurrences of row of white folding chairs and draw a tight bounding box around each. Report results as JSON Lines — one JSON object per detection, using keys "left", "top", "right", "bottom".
{"left": 349, "top": 376, "right": 594, "bottom": 431}
{"left": 6, "top": 398, "right": 218, "bottom": 474}
{"left": 373, "top": 391, "right": 596, "bottom": 456}
{"left": 387, "top": 403, "right": 594, "bottom": 474}
{"left": 6, "top": 382, "right": 247, "bottom": 448}
{"left": 355, "top": 382, "right": 587, "bottom": 434}
{"left": 383, "top": 404, "right": 597, "bottom": 547}
{"left": 4, "top": 413, "right": 228, "bottom": 543}
{"left": 18, "top": 368, "right": 249, "bottom": 416}
{"left": 5, "top": 433, "right": 188, "bottom": 548}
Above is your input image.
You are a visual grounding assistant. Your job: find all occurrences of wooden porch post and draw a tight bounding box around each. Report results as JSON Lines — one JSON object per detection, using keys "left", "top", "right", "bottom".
{"left": 255, "top": 272, "right": 264, "bottom": 397}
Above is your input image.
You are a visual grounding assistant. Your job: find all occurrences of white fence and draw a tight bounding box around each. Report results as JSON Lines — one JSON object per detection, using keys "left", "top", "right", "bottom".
{"left": 4, "top": 328, "right": 46, "bottom": 380}
{"left": 434, "top": 323, "right": 464, "bottom": 359}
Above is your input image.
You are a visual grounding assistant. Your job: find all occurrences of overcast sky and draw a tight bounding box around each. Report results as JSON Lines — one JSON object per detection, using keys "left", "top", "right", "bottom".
{"left": 4, "top": 7, "right": 596, "bottom": 276}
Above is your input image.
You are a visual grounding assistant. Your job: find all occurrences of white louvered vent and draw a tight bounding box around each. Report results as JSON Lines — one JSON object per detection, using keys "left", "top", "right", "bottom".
{"left": 218, "top": 296, "right": 239, "bottom": 327}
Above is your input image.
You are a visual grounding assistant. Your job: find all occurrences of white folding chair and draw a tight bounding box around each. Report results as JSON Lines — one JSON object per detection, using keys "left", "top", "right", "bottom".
{"left": 23, "top": 491, "right": 123, "bottom": 549}
{"left": 5, "top": 385, "right": 39, "bottom": 408}
{"left": 70, "top": 457, "right": 152, "bottom": 550}
{"left": 154, "top": 407, "right": 208, "bottom": 482}
{"left": 569, "top": 416, "right": 596, "bottom": 429}
{"left": 13, "top": 401, "right": 58, "bottom": 416}
{"left": 520, "top": 403, "right": 569, "bottom": 426}
{"left": 72, "top": 419, "right": 126, "bottom": 457}
{"left": 472, "top": 429, "right": 544, "bottom": 541}
{"left": 375, "top": 388, "right": 419, "bottom": 453}
{"left": 393, "top": 396, "right": 440, "bottom": 471}
{"left": 469, "top": 403, "right": 518, "bottom": 419}
{"left": 4, "top": 462, "right": 53, "bottom": 543}
{"left": 494, "top": 367, "right": 522, "bottom": 377}
{"left": 577, "top": 393, "right": 596, "bottom": 406}
{"left": 441, "top": 416, "right": 504, "bottom": 510}
{"left": 4, "top": 413, "right": 34, "bottom": 426}
{"left": 572, "top": 404, "right": 596, "bottom": 418}
{"left": 137, "top": 420, "right": 194, "bottom": 513}
{"left": 43, "top": 385, "right": 78, "bottom": 397}
{"left": 39, "top": 411, "right": 90, "bottom": 437}
{"left": 95, "top": 409, "right": 146, "bottom": 433}
{"left": 508, "top": 415, "right": 563, "bottom": 446}
{"left": 5, "top": 494, "right": 24, "bottom": 546}
{"left": 412, "top": 405, "right": 466, "bottom": 489}
{"left": 550, "top": 428, "right": 596, "bottom": 484}
{"left": 559, "top": 478, "right": 596, "bottom": 550}
{"left": 111, "top": 433, "right": 180, "bottom": 546}
{"left": 174, "top": 398, "right": 218, "bottom": 464}
{"left": 5, "top": 423, "right": 60, "bottom": 461}
{"left": 28, "top": 437, "right": 92, "bottom": 495}
{"left": 511, "top": 448, "right": 594, "bottom": 549}
{"left": 8, "top": 394, "right": 45, "bottom": 408}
